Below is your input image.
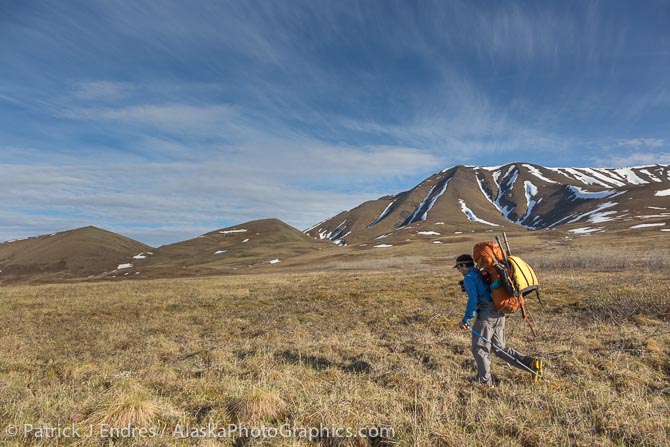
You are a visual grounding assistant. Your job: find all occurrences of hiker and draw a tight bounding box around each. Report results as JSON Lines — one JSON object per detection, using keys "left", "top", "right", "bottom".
{"left": 454, "top": 254, "right": 541, "bottom": 386}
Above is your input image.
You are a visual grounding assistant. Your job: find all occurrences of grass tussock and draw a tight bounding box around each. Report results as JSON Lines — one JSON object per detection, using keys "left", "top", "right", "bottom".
{"left": 0, "top": 235, "right": 668, "bottom": 446}
{"left": 229, "top": 387, "right": 287, "bottom": 423}
{"left": 87, "top": 382, "right": 162, "bottom": 428}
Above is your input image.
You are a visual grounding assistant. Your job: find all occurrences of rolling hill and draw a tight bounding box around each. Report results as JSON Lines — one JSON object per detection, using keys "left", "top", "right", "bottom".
{"left": 108, "top": 218, "right": 330, "bottom": 278}
{"left": 0, "top": 226, "right": 152, "bottom": 281}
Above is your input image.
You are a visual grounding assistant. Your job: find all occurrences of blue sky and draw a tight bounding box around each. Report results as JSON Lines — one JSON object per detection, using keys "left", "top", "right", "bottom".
{"left": 1, "top": 0, "right": 669, "bottom": 246}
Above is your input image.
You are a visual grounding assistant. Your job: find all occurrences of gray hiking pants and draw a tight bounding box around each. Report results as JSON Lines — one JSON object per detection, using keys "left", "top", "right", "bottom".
{"left": 471, "top": 309, "right": 533, "bottom": 385}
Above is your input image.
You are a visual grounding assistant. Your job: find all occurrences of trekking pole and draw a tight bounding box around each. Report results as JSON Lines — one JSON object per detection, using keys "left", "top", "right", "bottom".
{"left": 502, "top": 232, "right": 512, "bottom": 257}
{"left": 494, "top": 235, "right": 516, "bottom": 296}
{"left": 495, "top": 236, "right": 507, "bottom": 263}
{"left": 465, "top": 324, "right": 546, "bottom": 382}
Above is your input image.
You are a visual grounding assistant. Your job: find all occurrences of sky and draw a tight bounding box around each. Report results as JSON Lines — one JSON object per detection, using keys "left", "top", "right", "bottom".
{"left": 1, "top": 0, "right": 669, "bottom": 246}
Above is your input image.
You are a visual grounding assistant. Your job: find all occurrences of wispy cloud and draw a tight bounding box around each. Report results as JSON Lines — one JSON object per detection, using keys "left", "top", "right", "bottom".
{"left": 617, "top": 138, "right": 665, "bottom": 148}
{"left": 1, "top": 1, "right": 669, "bottom": 244}
{"left": 61, "top": 103, "right": 239, "bottom": 137}
{"left": 603, "top": 152, "right": 670, "bottom": 168}
{"left": 0, "top": 136, "right": 441, "bottom": 246}
{"left": 70, "top": 81, "right": 134, "bottom": 101}
{"left": 0, "top": 160, "right": 356, "bottom": 245}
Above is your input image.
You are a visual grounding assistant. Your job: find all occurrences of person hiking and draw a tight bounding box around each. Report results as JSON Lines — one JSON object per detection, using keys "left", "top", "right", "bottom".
{"left": 454, "top": 254, "right": 542, "bottom": 386}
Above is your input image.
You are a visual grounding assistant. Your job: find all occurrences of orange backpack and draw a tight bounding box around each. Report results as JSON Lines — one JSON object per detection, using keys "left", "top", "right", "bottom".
{"left": 472, "top": 236, "right": 539, "bottom": 336}
{"left": 472, "top": 241, "right": 520, "bottom": 313}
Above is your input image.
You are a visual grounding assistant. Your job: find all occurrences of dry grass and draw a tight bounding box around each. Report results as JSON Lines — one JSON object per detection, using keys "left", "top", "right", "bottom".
{"left": 0, "top": 236, "right": 668, "bottom": 446}
{"left": 86, "top": 379, "right": 167, "bottom": 428}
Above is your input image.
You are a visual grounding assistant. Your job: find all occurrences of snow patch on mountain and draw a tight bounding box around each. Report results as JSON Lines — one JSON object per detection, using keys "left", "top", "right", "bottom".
{"left": 305, "top": 218, "right": 329, "bottom": 233}
{"left": 405, "top": 177, "right": 451, "bottom": 225}
{"left": 406, "top": 185, "right": 436, "bottom": 225}
{"left": 495, "top": 165, "right": 518, "bottom": 189}
{"left": 640, "top": 169, "right": 662, "bottom": 183}
{"left": 368, "top": 200, "right": 395, "bottom": 228}
{"left": 493, "top": 166, "right": 519, "bottom": 220}
{"left": 567, "top": 185, "right": 620, "bottom": 200}
{"left": 479, "top": 165, "right": 505, "bottom": 172}
{"left": 595, "top": 168, "right": 626, "bottom": 183}
{"left": 422, "top": 179, "right": 450, "bottom": 220}
{"left": 655, "top": 189, "right": 670, "bottom": 197}
{"left": 631, "top": 223, "right": 665, "bottom": 229}
{"left": 523, "top": 164, "right": 558, "bottom": 184}
{"left": 565, "top": 168, "right": 613, "bottom": 187}
{"left": 2, "top": 237, "right": 29, "bottom": 244}
{"left": 570, "top": 227, "right": 604, "bottom": 235}
{"left": 582, "top": 168, "right": 626, "bottom": 187}
{"left": 567, "top": 201, "right": 619, "bottom": 224}
{"left": 519, "top": 181, "right": 541, "bottom": 227}
{"left": 459, "top": 199, "right": 501, "bottom": 226}
{"left": 638, "top": 214, "right": 670, "bottom": 219}
{"left": 613, "top": 168, "right": 648, "bottom": 185}
{"left": 475, "top": 173, "right": 499, "bottom": 210}
{"left": 589, "top": 210, "right": 619, "bottom": 223}
{"left": 319, "top": 220, "right": 347, "bottom": 241}
{"left": 332, "top": 230, "right": 351, "bottom": 246}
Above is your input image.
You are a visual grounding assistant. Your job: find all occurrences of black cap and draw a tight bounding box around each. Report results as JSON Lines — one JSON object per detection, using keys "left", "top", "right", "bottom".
{"left": 453, "top": 254, "right": 474, "bottom": 269}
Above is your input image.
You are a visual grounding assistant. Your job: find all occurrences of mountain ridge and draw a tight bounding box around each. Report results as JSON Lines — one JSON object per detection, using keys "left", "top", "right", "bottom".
{"left": 2, "top": 162, "right": 668, "bottom": 281}
{"left": 305, "top": 162, "right": 670, "bottom": 245}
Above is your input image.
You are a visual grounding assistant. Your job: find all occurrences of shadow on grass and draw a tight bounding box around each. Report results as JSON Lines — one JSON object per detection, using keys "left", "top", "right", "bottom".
{"left": 275, "top": 350, "right": 372, "bottom": 374}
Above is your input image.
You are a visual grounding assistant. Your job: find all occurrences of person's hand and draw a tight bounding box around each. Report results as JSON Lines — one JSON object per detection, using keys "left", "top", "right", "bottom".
{"left": 459, "top": 321, "right": 468, "bottom": 330}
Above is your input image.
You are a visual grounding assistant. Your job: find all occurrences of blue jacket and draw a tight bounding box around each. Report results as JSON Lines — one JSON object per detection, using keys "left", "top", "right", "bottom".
{"left": 462, "top": 266, "right": 493, "bottom": 324}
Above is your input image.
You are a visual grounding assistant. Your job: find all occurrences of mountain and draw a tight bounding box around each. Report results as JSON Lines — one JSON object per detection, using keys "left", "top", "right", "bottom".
{"left": 3, "top": 164, "right": 668, "bottom": 281}
{"left": 115, "top": 218, "right": 329, "bottom": 278}
{"left": 0, "top": 226, "right": 152, "bottom": 281}
{"left": 306, "top": 163, "right": 670, "bottom": 245}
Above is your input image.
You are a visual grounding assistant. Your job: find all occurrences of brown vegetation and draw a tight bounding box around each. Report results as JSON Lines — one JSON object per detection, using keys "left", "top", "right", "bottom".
{"left": 0, "top": 234, "right": 668, "bottom": 446}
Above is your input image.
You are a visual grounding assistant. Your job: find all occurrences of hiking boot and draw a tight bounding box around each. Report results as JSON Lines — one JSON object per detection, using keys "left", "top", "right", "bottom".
{"left": 469, "top": 377, "right": 494, "bottom": 388}
{"left": 530, "top": 358, "right": 543, "bottom": 382}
